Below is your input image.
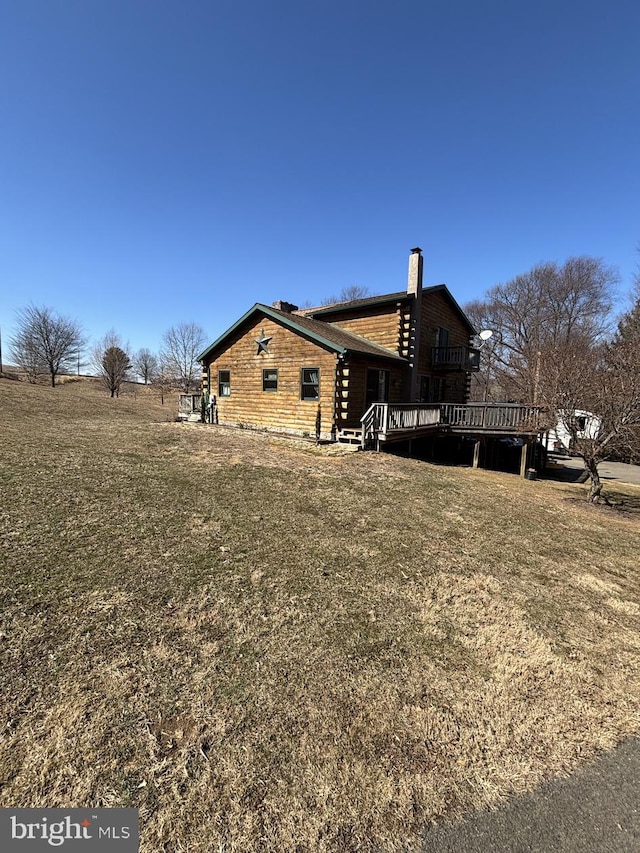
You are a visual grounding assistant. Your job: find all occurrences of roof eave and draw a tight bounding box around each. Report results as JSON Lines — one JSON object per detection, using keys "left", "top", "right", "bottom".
{"left": 307, "top": 291, "right": 410, "bottom": 317}
{"left": 425, "top": 284, "right": 477, "bottom": 334}
{"left": 342, "top": 347, "right": 406, "bottom": 363}
{"left": 197, "top": 303, "right": 263, "bottom": 362}
{"left": 309, "top": 285, "right": 476, "bottom": 335}
{"left": 197, "top": 303, "right": 348, "bottom": 363}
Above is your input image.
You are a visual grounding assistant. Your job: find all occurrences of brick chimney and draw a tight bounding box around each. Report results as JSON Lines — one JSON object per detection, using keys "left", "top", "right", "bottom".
{"left": 271, "top": 300, "right": 299, "bottom": 313}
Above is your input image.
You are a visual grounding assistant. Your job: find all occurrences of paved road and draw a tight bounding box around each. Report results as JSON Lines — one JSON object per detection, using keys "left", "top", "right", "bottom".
{"left": 417, "top": 738, "right": 640, "bottom": 853}
{"left": 550, "top": 456, "right": 640, "bottom": 486}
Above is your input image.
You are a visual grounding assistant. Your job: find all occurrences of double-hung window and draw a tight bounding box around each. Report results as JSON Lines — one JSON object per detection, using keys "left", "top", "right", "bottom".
{"left": 301, "top": 368, "right": 320, "bottom": 400}
{"left": 218, "top": 370, "right": 231, "bottom": 397}
{"left": 262, "top": 368, "right": 278, "bottom": 392}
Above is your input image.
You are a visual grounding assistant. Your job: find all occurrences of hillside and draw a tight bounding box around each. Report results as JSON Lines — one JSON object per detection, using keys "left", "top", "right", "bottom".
{"left": 1, "top": 377, "right": 639, "bottom": 852}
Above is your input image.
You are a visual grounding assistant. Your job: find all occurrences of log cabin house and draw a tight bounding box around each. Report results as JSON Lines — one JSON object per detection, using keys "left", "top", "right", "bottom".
{"left": 198, "top": 248, "right": 484, "bottom": 440}
{"left": 197, "top": 248, "right": 544, "bottom": 472}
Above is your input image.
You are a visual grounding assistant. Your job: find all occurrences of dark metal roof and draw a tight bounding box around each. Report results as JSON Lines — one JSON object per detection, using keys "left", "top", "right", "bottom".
{"left": 197, "top": 303, "right": 407, "bottom": 363}
{"left": 302, "top": 291, "right": 409, "bottom": 316}
{"left": 306, "top": 285, "right": 476, "bottom": 334}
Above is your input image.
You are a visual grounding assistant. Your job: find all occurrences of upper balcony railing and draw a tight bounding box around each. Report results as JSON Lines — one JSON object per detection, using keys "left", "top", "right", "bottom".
{"left": 431, "top": 346, "right": 481, "bottom": 371}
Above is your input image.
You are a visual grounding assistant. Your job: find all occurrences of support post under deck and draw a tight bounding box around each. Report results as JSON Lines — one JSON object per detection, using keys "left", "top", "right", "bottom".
{"left": 520, "top": 439, "right": 529, "bottom": 478}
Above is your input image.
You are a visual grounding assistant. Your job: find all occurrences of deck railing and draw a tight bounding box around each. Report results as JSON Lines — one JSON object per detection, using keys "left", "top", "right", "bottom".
{"left": 178, "top": 393, "right": 201, "bottom": 415}
{"left": 360, "top": 402, "right": 544, "bottom": 446}
{"left": 361, "top": 403, "right": 388, "bottom": 444}
{"left": 439, "top": 403, "right": 543, "bottom": 431}
{"left": 432, "top": 346, "right": 481, "bottom": 370}
{"left": 387, "top": 403, "right": 441, "bottom": 431}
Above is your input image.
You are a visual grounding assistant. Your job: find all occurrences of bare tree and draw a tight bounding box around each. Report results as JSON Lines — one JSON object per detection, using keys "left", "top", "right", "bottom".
{"left": 151, "top": 360, "right": 177, "bottom": 405}
{"left": 160, "top": 322, "right": 206, "bottom": 393}
{"left": 540, "top": 300, "right": 640, "bottom": 502}
{"left": 10, "top": 304, "right": 85, "bottom": 387}
{"left": 10, "top": 327, "right": 46, "bottom": 383}
{"left": 616, "top": 277, "right": 640, "bottom": 344}
{"left": 466, "top": 258, "right": 618, "bottom": 404}
{"left": 606, "top": 282, "right": 640, "bottom": 464}
{"left": 133, "top": 348, "right": 159, "bottom": 385}
{"left": 93, "top": 331, "right": 132, "bottom": 398}
{"left": 320, "top": 285, "right": 372, "bottom": 306}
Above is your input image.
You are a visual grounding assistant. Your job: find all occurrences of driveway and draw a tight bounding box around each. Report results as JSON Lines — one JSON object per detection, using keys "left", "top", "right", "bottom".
{"left": 417, "top": 738, "right": 640, "bottom": 852}
{"left": 556, "top": 457, "right": 640, "bottom": 487}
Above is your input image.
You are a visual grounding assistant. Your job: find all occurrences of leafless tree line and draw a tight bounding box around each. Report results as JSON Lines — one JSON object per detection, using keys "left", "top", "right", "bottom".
{"left": 466, "top": 255, "right": 640, "bottom": 501}
{"left": 465, "top": 257, "right": 617, "bottom": 404}
{"left": 319, "top": 285, "right": 372, "bottom": 306}
{"left": 7, "top": 304, "right": 206, "bottom": 400}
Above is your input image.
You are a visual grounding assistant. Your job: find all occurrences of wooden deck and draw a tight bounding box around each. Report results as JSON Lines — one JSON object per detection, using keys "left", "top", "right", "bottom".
{"left": 359, "top": 402, "right": 544, "bottom": 449}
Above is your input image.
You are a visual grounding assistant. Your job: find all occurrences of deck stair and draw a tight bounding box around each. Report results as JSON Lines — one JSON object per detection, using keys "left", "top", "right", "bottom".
{"left": 337, "top": 427, "right": 363, "bottom": 445}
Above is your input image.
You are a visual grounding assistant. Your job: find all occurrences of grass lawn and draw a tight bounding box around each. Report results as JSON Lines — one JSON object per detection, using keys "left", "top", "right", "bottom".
{"left": 1, "top": 377, "right": 639, "bottom": 852}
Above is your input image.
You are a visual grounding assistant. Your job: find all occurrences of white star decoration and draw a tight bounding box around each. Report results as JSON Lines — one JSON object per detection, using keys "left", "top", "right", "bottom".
{"left": 255, "top": 328, "right": 272, "bottom": 354}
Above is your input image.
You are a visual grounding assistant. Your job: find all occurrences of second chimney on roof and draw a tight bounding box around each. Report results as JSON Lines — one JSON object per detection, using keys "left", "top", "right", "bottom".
{"left": 407, "top": 247, "right": 423, "bottom": 297}
{"left": 272, "top": 300, "right": 299, "bottom": 313}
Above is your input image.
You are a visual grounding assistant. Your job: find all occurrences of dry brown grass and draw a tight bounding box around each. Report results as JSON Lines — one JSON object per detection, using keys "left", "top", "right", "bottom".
{"left": 1, "top": 378, "right": 639, "bottom": 852}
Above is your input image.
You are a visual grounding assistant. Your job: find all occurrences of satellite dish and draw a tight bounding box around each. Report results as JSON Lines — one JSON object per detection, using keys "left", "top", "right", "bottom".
{"left": 479, "top": 329, "right": 493, "bottom": 341}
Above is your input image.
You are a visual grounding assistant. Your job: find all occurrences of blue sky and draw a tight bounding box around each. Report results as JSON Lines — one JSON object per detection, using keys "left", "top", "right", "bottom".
{"left": 1, "top": 0, "right": 639, "bottom": 356}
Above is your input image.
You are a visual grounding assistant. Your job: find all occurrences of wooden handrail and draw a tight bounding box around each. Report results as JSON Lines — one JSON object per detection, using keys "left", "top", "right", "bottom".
{"left": 432, "top": 346, "right": 481, "bottom": 370}
{"left": 360, "top": 402, "right": 544, "bottom": 445}
{"left": 439, "top": 403, "right": 543, "bottom": 430}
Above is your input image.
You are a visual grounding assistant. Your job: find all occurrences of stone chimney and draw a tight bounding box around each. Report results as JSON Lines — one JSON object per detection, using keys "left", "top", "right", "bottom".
{"left": 407, "top": 247, "right": 423, "bottom": 402}
{"left": 407, "top": 247, "right": 423, "bottom": 296}
{"left": 271, "top": 300, "right": 299, "bottom": 313}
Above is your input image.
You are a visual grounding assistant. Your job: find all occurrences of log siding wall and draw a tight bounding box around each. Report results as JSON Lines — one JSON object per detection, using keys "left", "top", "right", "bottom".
{"left": 204, "top": 317, "right": 338, "bottom": 438}
{"left": 318, "top": 303, "right": 403, "bottom": 352}
{"left": 419, "top": 290, "right": 472, "bottom": 402}
{"left": 315, "top": 295, "right": 470, "bottom": 403}
{"left": 339, "top": 356, "right": 406, "bottom": 428}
